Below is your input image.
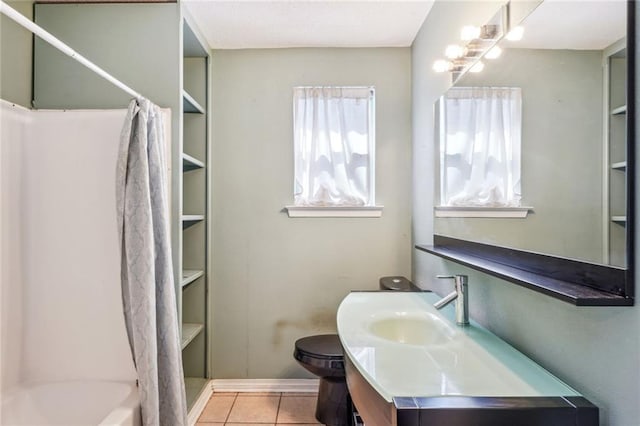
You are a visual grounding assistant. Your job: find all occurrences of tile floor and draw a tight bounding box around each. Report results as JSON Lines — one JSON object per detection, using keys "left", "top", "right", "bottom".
{"left": 197, "top": 392, "right": 323, "bottom": 426}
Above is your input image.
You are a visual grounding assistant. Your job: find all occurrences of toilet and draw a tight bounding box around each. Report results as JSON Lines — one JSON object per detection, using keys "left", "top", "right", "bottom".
{"left": 293, "top": 276, "right": 414, "bottom": 425}
{"left": 294, "top": 334, "right": 348, "bottom": 426}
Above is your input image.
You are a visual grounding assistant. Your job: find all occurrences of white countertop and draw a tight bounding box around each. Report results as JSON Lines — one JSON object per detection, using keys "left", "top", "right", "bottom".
{"left": 337, "top": 291, "right": 579, "bottom": 403}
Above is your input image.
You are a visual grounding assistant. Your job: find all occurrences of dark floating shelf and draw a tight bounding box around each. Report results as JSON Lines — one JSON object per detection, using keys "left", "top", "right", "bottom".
{"left": 416, "top": 236, "right": 632, "bottom": 307}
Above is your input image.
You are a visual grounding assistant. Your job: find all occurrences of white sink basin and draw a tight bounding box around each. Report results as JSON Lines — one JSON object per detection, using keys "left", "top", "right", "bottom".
{"left": 337, "top": 292, "right": 579, "bottom": 403}
{"left": 368, "top": 314, "right": 453, "bottom": 345}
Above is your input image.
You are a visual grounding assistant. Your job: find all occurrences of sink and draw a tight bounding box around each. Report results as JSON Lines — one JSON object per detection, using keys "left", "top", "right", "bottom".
{"left": 337, "top": 292, "right": 581, "bottom": 401}
{"left": 337, "top": 292, "right": 596, "bottom": 426}
{"left": 368, "top": 315, "right": 452, "bottom": 345}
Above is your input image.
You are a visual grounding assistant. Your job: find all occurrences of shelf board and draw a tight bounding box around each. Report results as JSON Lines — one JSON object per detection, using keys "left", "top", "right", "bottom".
{"left": 416, "top": 236, "right": 631, "bottom": 306}
{"left": 182, "top": 269, "right": 204, "bottom": 288}
{"left": 185, "top": 377, "right": 209, "bottom": 411}
{"left": 181, "top": 323, "right": 204, "bottom": 350}
{"left": 611, "top": 161, "right": 627, "bottom": 171}
{"left": 611, "top": 105, "right": 627, "bottom": 115}
{"left": 611, "top": 216, "right": 627, "bottom": 224}
{"left": 182, "top": 153, "right": 205, "bottom": 172}
{"left": 183, "top": 90, "right": 205, "bottom": 114}
{"left": 182, "top": 215, "right": 204, "bottom": 229}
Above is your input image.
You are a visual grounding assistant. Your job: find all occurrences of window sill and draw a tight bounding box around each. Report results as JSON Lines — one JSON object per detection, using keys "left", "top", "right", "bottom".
{"left": 435, "top": 206, "right": 533, "bottom": 218}
{"left": 285, "top": 205, "right": 383, "bottom": 218}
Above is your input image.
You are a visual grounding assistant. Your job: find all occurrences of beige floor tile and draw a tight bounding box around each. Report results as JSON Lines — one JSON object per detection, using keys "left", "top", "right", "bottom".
{"left": 196, "top": 423, "right": 224, "bottom": 426}
{"left": 236, "top": 392, "right": 282, "bottom": 397}
{"left": 282, "top": 392, "right": 318, "bottom": 397}
{"left": 276, "top": 396, "right": 320, "bottom": 424}
{"left": 225, "top": 424, "right": 275, "bottom": 426}
{"left": 198, "top": 395, "right": 237, "bottom": 423}
{"left": 212, "top": 392, "right": 238, "bottom": 397}
{"left": 226, "top": 394, "right": 280, "bottom": 423}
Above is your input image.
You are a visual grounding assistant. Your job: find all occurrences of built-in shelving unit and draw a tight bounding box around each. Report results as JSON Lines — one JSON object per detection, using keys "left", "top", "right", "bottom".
{"left": 604, "top": 41, "right": 627, "bottom": 267}
{"left": 179, "top": 13, "right": 210, "bottom": 411}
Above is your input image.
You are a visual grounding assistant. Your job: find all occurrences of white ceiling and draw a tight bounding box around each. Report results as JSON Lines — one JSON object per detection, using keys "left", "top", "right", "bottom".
{"left": 509, "top": 0, "right": 626, "bottom": 50}
{"left": 182, "top": 0, "right": 435, "bottom": 49}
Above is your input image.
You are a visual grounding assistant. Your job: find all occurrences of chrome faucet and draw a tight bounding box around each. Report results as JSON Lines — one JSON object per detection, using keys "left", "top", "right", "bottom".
{"left": 434, "top": 275, "right": 469, "bottom": 326}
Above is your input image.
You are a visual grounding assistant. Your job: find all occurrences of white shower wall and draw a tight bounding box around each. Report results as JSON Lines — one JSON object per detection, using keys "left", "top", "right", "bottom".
{"left": 1, "top": 101, "right": 137, "bottom": 391}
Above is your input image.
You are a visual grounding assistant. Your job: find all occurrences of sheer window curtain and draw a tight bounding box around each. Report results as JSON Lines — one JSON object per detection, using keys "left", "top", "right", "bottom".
{"left": 293, "top": 87, "right": 374, "bottom": 207}
{"left": 440, "top": 87, "right": 522, "bottom": 207}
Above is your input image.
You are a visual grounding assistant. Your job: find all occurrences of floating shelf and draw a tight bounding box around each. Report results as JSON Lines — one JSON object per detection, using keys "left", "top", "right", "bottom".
{"left": 611, "top": 105, "right": 627, "bottom": 115}
{"left": 181, "top": 323, "right": 204, "bottom": 350}
{"left": 611, "top": 161, "right": 627, "bottom": 171}
{"left": 611, "top": 216, "right": 627, "bottom": 224}
{"left": 183, "top": 90, "right": 205, "bottom": 114}
{"left": 416, "top": 236, "right": 632, "bottom": 306}
{"left": 182, "top": 153, "right": 205, "bottom": 172}
{"left": 181, "top": 269, "right": 204, "bottom": 288}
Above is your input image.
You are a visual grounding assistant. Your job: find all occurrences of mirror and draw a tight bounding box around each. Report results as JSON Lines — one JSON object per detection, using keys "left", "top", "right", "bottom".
{"left": 434, "top": 0, "right": 629, "bottom": 269}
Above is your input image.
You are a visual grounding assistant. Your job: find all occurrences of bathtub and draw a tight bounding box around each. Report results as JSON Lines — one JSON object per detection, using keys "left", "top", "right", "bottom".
{"left": 1, "top": 380, "right": 141, "bottom": 426}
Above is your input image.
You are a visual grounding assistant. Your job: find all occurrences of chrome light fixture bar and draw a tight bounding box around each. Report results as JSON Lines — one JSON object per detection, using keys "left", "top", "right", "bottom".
{"left": 432, "top": 3, "right": 512, "bottom": 81}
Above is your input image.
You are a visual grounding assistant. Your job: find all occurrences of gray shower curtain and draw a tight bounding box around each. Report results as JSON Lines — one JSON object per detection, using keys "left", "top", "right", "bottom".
{"left": 116, "top": 98, "right": 187, "bottom": 426}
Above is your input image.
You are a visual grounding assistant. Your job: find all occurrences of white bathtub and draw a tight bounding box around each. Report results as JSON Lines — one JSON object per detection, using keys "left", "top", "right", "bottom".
{"left": 1, "top": 380, "right": 141, "bottom": 426}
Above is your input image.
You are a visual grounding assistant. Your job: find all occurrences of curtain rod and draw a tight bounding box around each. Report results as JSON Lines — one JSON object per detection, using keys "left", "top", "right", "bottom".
{"left": 0, "top": 0, "right": 143, "bottom": 101}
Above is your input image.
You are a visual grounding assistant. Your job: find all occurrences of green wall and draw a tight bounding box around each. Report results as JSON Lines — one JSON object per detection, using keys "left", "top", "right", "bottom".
{"left": 32, "top": 2, "right": 183, "bottom": 288}
{"left": 211, "top": 48, "right": 412, "bottom": 378}
{"left": 1, "top": 1, "right": 33, "bottom": 107}
{"left": 412, "top": 2, "right": 639, "bottom": 425}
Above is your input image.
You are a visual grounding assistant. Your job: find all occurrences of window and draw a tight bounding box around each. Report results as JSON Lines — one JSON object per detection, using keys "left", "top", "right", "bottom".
{"left": 439, "top": 86, "right": 522, "bottom": 209}
{"left": 291, "top": 86, "right": 377, "bottom": 216}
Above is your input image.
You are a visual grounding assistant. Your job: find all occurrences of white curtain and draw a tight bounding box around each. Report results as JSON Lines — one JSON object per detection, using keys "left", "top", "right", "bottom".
{"left": 116, "top": 99, "right": 187, "bottom": 426}
{"left": 293, "top": 87, "right": 374, "bottom": 207}
{"left": 440, "top": 86, "right": 522, "bottom": 207}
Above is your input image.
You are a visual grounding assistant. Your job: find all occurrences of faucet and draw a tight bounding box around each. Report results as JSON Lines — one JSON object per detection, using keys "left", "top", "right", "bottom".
{"left": 433, "top": 275, "right": 469, "bottom": 326}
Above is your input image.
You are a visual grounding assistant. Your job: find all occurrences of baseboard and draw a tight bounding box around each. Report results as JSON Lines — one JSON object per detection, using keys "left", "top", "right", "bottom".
{"left": 211, "top": 378, "right": 320, "bottom": 393}
{"left": 187, "top": 380, "right": 214, "bottom": 426}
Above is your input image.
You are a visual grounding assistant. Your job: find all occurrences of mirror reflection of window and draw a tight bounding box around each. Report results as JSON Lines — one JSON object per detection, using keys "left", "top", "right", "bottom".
{"left": 439, "top": 86, "right": 522, "bottom": 207}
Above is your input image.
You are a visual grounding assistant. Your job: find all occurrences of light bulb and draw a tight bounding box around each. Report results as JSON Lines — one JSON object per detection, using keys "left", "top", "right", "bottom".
{"left": 433, "top": 59, "right": 452, "bottom": 73}
{"left": 445, "top": 44, "right": 466, "bottom": 59}
{"left": 470, "top": 61, "right": 485, "bottom": 73}
{"left": 461, "top": 25, "right": 481, "bottom": 41}
{"left": 485, "top": 46, "right": 502, "bottom": 59}
{"left": 506, "top": 26, "right": 524, "bottom": 41}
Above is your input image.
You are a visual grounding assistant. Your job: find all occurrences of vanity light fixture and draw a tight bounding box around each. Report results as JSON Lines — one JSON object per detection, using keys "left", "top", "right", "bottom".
{"left": 469, "top": 61, "right": 485, "bottom": 73}
{"left": 485, "top": 46, "right": 502, "bottom": 60}
{"left": 506, "top": 25, "right": 524, "bottom": 41}
{"left": 445, "top": 44, "right": 466, "bottom": 59}
{"left": 460, "top": 25, "right": 481, "bottom": 41}
{"left": 433, "top": 59, "right": 453, "bottom": 73}
{"left": 432, "top": 4, "right": 507, "bottom": 76}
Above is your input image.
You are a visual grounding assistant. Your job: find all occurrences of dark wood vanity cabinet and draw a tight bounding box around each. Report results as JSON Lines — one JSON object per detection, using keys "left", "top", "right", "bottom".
{"left": 345, "top": 356, "right": 599, "bottom": 426}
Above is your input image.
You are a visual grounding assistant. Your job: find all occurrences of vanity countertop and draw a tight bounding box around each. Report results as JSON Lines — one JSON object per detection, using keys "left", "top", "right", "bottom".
{"left": 336, "top": 291, "right": 580, "bottom": 403}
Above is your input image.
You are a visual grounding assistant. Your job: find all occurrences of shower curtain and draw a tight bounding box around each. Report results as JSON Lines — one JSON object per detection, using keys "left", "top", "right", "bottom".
{"left": 116, "top": 98, "right": 187, "bottom": 426}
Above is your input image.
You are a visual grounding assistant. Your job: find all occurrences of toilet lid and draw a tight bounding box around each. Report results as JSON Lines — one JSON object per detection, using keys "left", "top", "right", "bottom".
{"left": 294, "top": 334, "right": 344, "bottom": 360}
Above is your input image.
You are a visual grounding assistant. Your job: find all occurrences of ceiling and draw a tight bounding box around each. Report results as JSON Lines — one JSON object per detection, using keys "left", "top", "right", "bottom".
{"left": 508, "top": 0, "right": 626, "bottom": 50}
{"left": 182, "top": 0, "right": 435, "bottom": 49}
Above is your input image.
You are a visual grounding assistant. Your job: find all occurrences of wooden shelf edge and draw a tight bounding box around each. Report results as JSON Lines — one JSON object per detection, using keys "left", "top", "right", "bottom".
{"left": 415, "top": 244, "right": 632, "bottom": 306}
{"left": 611, "top": 105, "right": 627, "bottom": 115}
{"left": 182, "top": 90, "right": 205, "bottom": 114}
{"left": 182, "top": 153, "right": 205, "bottom": 171}
{"left": 181, "top": 269, "right": 204, "bottom": 287}
{"left": 181, "top": 323, "right": 204, "bottom": 349}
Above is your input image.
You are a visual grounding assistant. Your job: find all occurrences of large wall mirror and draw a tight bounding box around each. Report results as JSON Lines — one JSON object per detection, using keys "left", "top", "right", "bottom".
{"left": 427, "top": 0, "right": 634, "bottom": 305}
